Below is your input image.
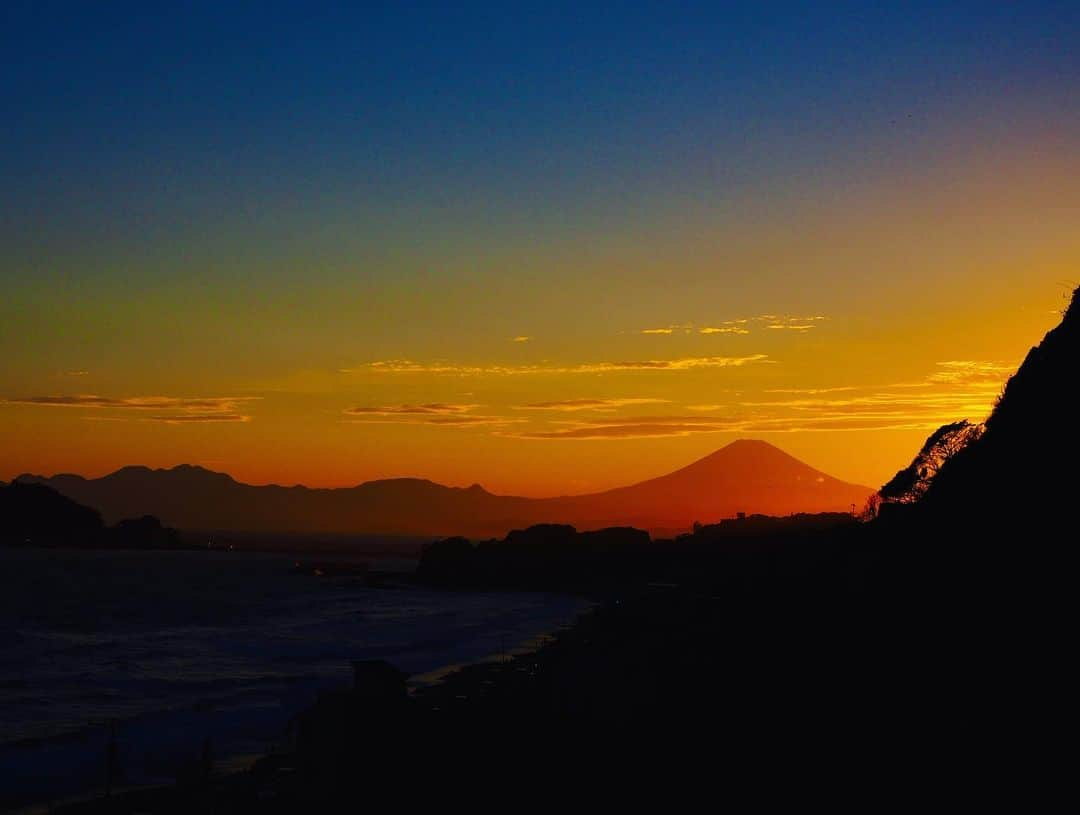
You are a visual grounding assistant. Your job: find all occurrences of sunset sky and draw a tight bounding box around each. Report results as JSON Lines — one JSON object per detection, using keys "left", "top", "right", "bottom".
{"left": 2, "top": 2, "right": 1077, "bottom": 495}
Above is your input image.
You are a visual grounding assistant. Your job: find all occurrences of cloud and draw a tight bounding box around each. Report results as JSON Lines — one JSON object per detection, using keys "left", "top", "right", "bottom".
{"left": 357, "top": 361, "right": 502, "bottom": 375}
{"left": 739, "top": 389, "right": 1003, "bottom": 427}
{"left": 637, "top": 316, "right": 824, "bottom": 336}
{"left": 517, "top": 398, "right": 670, "bottom": 412}
{"left": 62, "top": 370, "right": 89, "bottom": 377}
{"left": 699, "top": 326, "right": 751, "bottom": 335}
{"left": 639, "top": 323, "right": 694, "bottom": 335}
{"left": 147, "top": 414, "right": 252, "bottom": 424}
{"left": 571, "top": 414, "right": 733, "bottom": 426}
{"left": 512, "top": 423, "right": 729, "bottom": 439}
{"left": 344, "top": 403, "right": 479, "bottom": 416}
{"left": 504, "top": 355, "right": 1008, "bottom": 441}
{"left": 589, "top": 355, "right": 769, "bottom": 372}
{"left": 343, "top": 403, "right": 519, "bottom": 428}
{"left": 744, "top": 391, "right": 996, "bottom": 411}
{"left": 5, "top": 395, "right": 257, "bottom": 411}
{"left": 509, "top": 371, "right": 1002, "bottom": 441}
{"left": 506, "top": 414, "right": 946, "bottom": 440}
{"left": 756, "top": 315, "right": 827, "bottom": 322}
{"left": 928, "top": 360, "right": 1015, "bottom": 385}
{"left": 417, "top": 415, "right": 520, "bottom": 426}
{"left": 512, "top": 336, "right": 531, "bottom": 343}
{"left": 353, "top": 354, "right": 770, "bottom": 376}
{"left": 346, "top": 414, "right": 522, "bottom": 428}
{"left": 753, "top": 314, "right": 827, "bottom": 331}
{"left": 344, "top": 357, "right": 1008, "bottom": 442}
{"left": 763, "top": 387, "right": 858, "bottom": 395}
{"left": 3, "top": 394, "right": 259, "bottom": 424}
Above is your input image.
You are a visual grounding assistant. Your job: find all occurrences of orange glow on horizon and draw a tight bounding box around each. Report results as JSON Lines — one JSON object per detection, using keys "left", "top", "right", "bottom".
{"left": 2, "top": 131, "right": 1075, "bottom": 496}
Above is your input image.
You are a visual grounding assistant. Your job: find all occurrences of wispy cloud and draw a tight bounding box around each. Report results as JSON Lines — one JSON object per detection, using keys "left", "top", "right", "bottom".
{"left": 5, "top": 395, "right": 256, "bottom": 410}
{"left": 699, "top": 326, "right": 751, "bottom": 335}
{"left": 594, "top": 356, "right": 769, "bottom": 371}
{"left": 639, "top": 322, "right": 694, "bottom": 335}
{"left": 147, "top": 413, "right": 251, "bottom": 424}
{"left": 928, "top": 360, "right": 1015, "bottom": 385}
{"left": 348, "top": 415, "right": 518, "bottom": 427}
{"left": 517, "top": 398, "right": 670, "bottom": 412}
{"left": 512, "top": 336, "right": 531, "bottom": 343}
{"left": 764, "top": 386, "right": 858, "bottom": 395}
{"left": 344, "top": 403, "right": 479, "bottom": 416}
{"left": 507, "top": 357, "right": 1006, "bottom": 441}
{"left": 757, "top": 315, "right": 827, "bottom": 331}
{"left": 415, "top": 415, "right": 521, "bottom": 426}
{"left": 352, "top": 354, "right": 770, "bottom": 376}
{"left": 346, "top": 414, "right": 521, "bottom": 427}
{"left": 343, "top": 403, "right": 519, "bottom": 428}
{"left": 638, "top": 315, "right": 824, "bottom": 335}
{"left": 506, "top": 415, "right": 940, "bottom": 440}
{"left": 3, "top": 394, "right": 259, "bottom": 424}
{"left": 511, "top": 423, "right": 728, "bottom": 439}
{"left": 571, "top": 414, "right": 732, "bottom": 426}
{"left": 5, "top": 395, "right": 258, "bottom": 411}
{"left": 61, "top": 370, "right": 90, "bottom": 377}
{"left": 742, "top": 392, "right": 999, "bottom": 415}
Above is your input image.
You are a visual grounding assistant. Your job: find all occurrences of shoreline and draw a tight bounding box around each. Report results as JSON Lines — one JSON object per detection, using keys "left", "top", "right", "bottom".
{"left": 4, "top": 588, "right": 590, "bottom": 815}
{"left": 37, "top": 594, "right": 601, "bottom": 814}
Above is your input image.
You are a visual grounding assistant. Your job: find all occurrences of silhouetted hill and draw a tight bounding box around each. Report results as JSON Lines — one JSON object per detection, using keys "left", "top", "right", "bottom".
{"left": 0, "top": 481, "right": 182, "bottom": 549}
{"left": 0, "top": 481, "right": 105, "bottom": 547}
{"left": 16, "top": 441, "right": 872, "bottom": 539}
{"left": 918, "top": 287, "right": 1079, "bottom": 528}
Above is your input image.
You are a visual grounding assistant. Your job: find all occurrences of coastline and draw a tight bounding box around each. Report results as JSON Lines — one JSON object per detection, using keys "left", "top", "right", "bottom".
{"left": 0, "top": 547, "right": 589, "bottom": 814}
{"left": 36, "top": 593, "right": 601, "bottom": 814}
{"left": 5, "top": 589, "right": 590, "bottom": 815}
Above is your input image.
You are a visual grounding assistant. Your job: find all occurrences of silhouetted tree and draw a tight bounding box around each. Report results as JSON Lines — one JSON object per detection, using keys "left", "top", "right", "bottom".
{"left": 879, "top": 420, "right": 983, "bottom": 504}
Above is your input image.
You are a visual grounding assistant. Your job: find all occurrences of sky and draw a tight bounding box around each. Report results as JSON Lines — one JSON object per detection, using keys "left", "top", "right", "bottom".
{"left": 2, "top": 2, "right": 1077, "bottom": 495}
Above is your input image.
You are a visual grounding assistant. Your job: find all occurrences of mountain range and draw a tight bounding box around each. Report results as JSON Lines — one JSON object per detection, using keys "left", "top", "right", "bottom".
{"left": 15, "top": 440, "right": 871, "bottom": 538}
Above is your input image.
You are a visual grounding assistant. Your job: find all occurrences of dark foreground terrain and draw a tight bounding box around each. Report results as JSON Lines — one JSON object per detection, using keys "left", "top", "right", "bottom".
{"left": 46, "top": 514, "right": 1030, "bottom": 811}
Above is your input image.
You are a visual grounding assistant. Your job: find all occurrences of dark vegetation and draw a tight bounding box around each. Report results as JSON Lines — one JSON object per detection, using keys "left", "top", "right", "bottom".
{"left": 0, "top": 481, "right": 183, "bottom": 549}
{"left": 879, "top": 419, "right": 983, "bottom": 504}
{"left": 416, "top": 514, "right": 859, "bottom": 592}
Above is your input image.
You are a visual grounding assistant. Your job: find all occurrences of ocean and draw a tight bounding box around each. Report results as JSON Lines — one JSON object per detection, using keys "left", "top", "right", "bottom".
{"left": 0, "top": 548, "right": 585, "bottom": 811}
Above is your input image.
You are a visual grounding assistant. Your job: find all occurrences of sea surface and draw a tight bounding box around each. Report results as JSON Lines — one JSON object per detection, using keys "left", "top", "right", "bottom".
{"left": 0, "top": 548, "right": 585, "bottom": 811}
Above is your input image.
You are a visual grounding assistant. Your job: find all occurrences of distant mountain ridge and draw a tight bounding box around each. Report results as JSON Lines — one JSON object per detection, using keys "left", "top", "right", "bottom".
{"left": 16, "top": 440, "right": 872, "bottom": 538}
